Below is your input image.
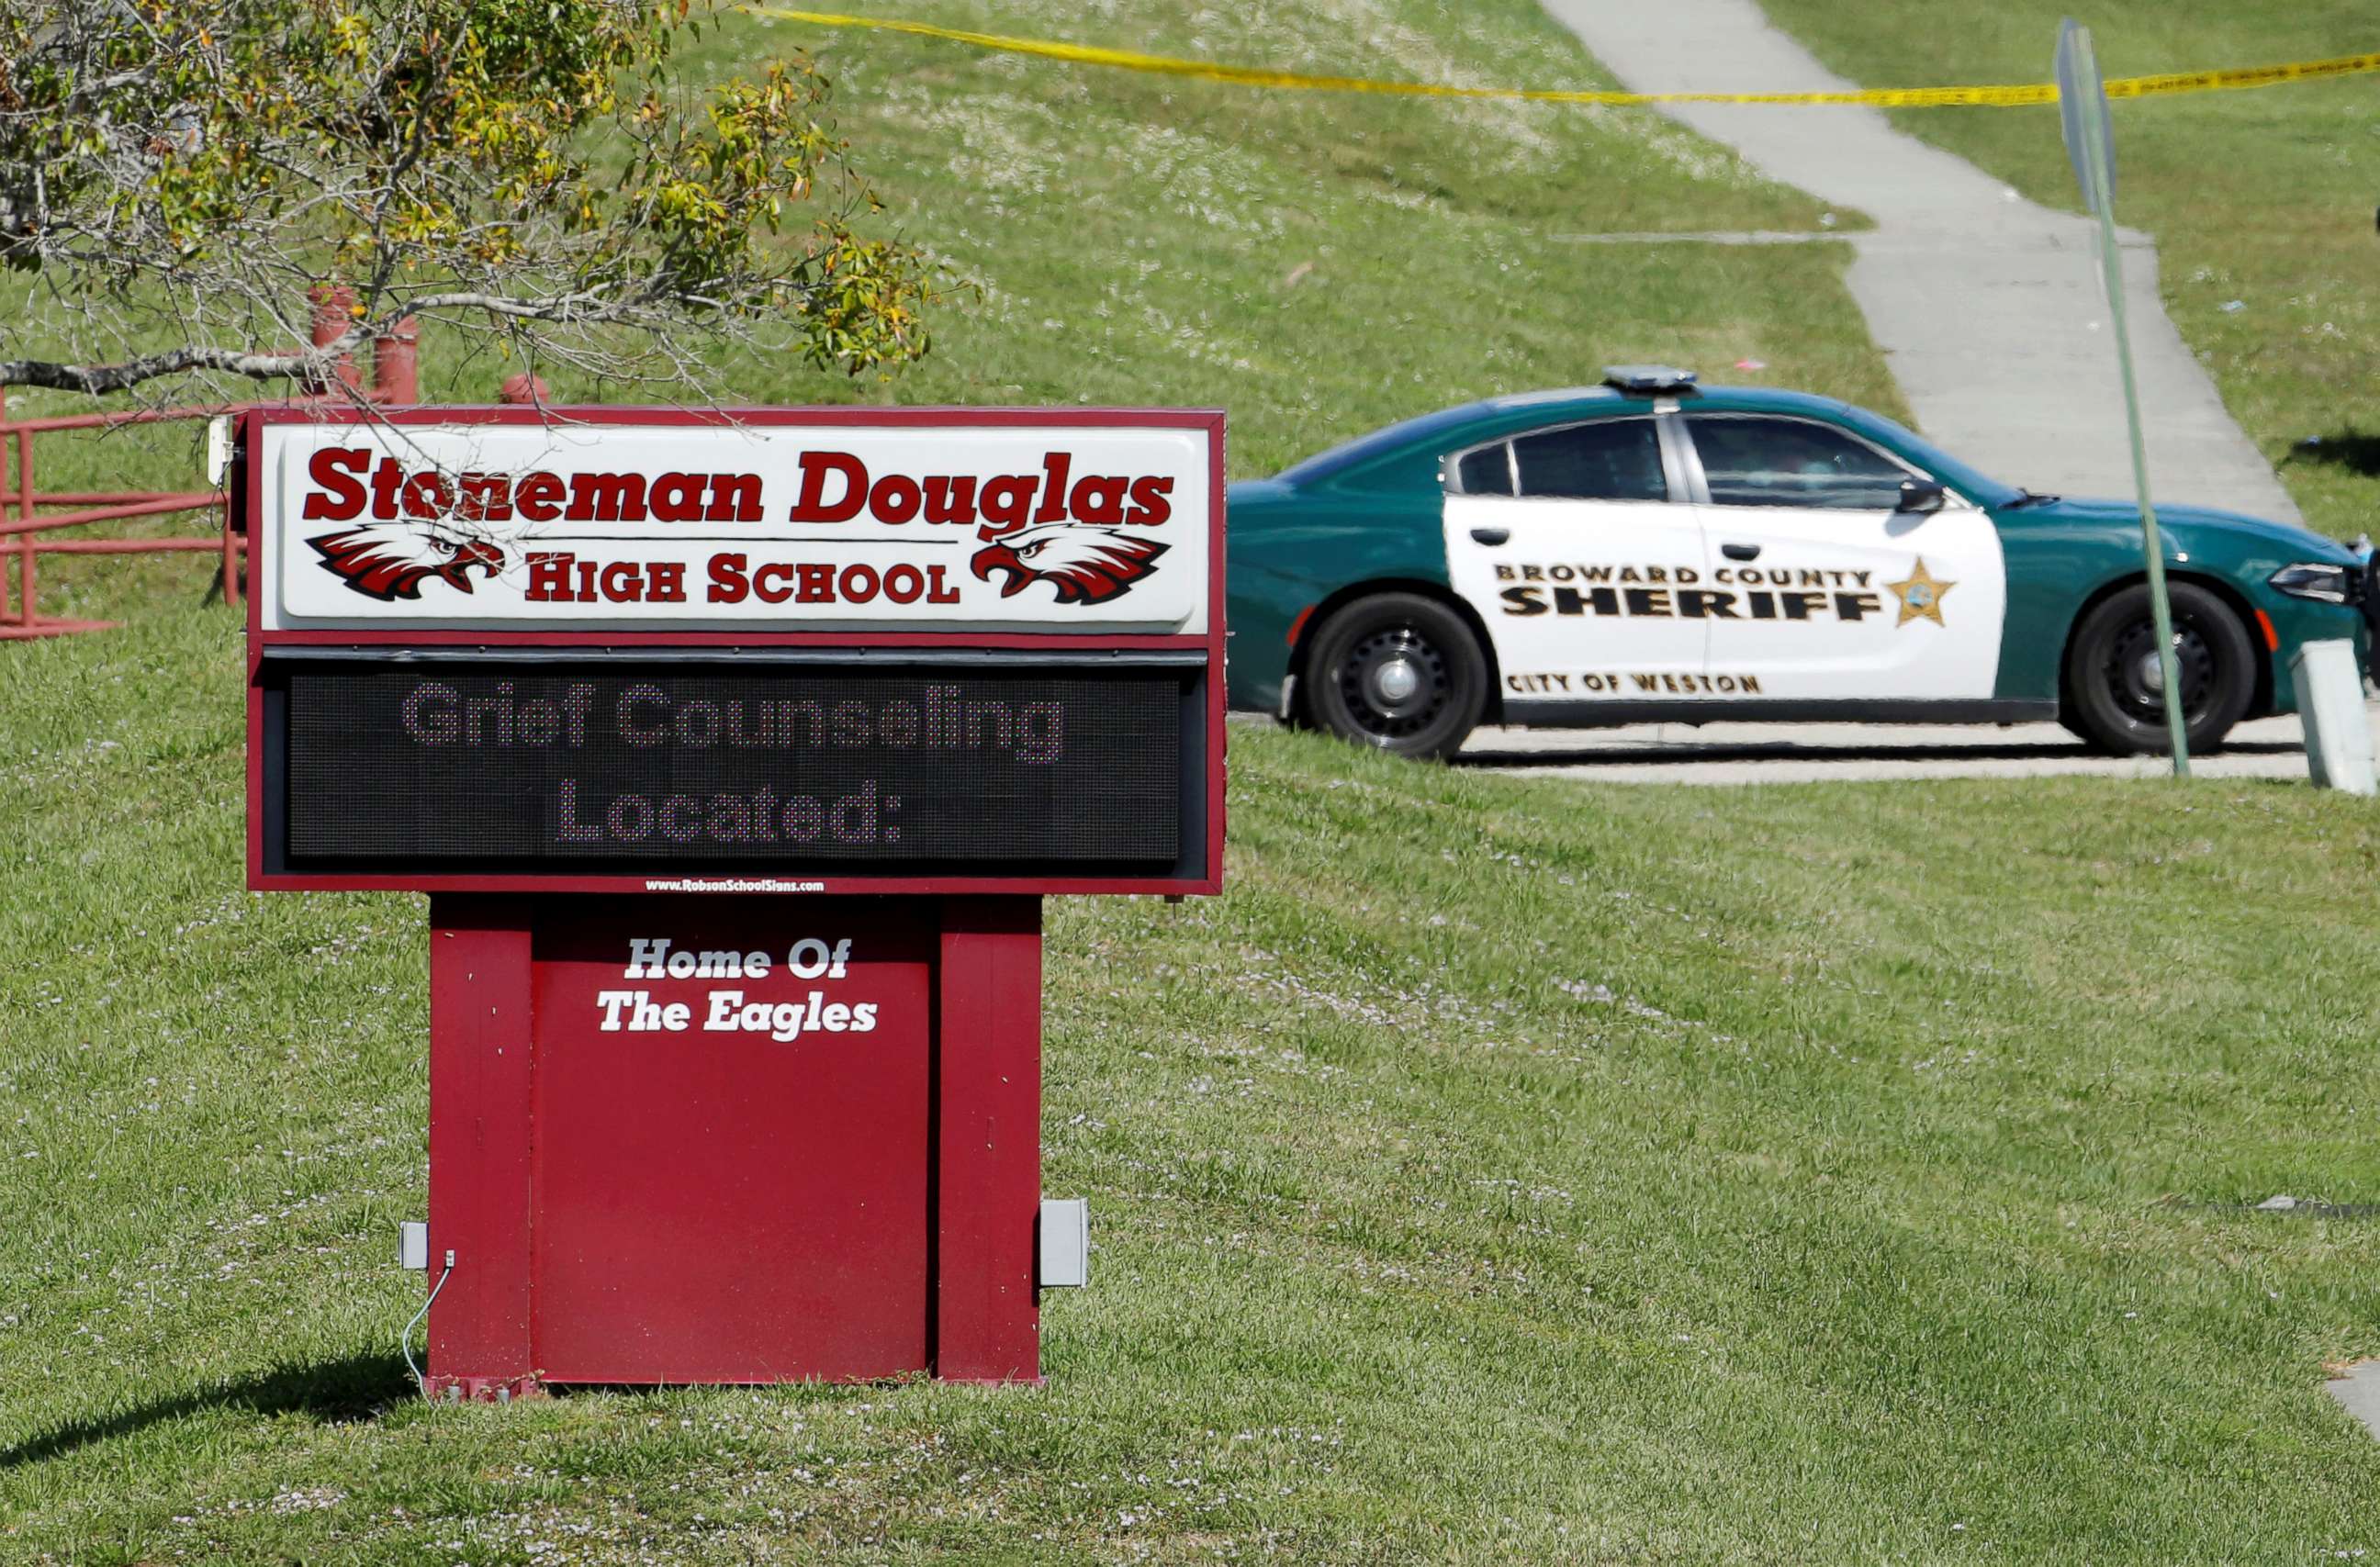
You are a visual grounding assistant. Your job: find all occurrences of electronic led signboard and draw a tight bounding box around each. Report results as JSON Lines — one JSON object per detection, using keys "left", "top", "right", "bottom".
{"left": 271, "top": 664, "right": 1190, "bottom": 870}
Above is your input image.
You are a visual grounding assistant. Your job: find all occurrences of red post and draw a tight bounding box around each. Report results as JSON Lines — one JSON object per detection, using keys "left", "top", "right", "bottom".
{"left": 424, "top": 895, "right": 542, "bottom": 1401}
{"left": 373, "top": 318, "right": 420, "bottom": 407}
{"left": 220, "top": 498, "right": 241, "bottom": 613}
{"left": 308, "top": 284, "right": 359, "bottom": 394}
{"left": 15, "top": 428, "right": 35, "bottom": 630}
{"left": 499, "top": 373, "right": 548, "bottom": 406}
{"left": 934, "top": 896, "right": 1045, "bottom": 1382}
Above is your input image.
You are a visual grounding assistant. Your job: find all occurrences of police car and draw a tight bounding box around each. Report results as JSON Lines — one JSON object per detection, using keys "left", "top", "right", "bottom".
{"left": 1226, "top": 368, "right": 2376, "bottom": 759}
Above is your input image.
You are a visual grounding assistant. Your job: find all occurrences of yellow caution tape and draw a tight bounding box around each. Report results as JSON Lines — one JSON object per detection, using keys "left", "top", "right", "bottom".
{"left": 740, "top": 6, "right": 2380, "bottom": 108}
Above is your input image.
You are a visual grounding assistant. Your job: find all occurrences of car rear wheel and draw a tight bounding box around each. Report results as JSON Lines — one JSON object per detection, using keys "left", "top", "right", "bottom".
{"left": 1298, "top": 593, "right": 1488, "bottom": 761}
{"left": 2060, "top": 581, "right": 2256, "bottom": 755}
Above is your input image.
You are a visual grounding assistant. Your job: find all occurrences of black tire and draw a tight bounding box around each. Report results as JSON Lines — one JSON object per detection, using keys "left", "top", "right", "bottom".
{"left": 2060, "top": 581, "right": 2257, "bottom": 755}
{"left": 1298, "top": 592, "right": 1488, "bottom": 761}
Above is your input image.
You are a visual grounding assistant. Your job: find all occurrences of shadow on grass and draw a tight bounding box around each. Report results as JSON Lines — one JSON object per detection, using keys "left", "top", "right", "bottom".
{"left": 0, "top": 1351, "right": 414, "bottom": 1472}
{"left": 2285, "top": 429, "right": 2380, "bottom": 481}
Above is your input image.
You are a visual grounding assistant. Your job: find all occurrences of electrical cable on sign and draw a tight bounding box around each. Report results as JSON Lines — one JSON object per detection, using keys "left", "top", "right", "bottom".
{"left": 400, "top": 1255, "right": 455, "bottom": 1399}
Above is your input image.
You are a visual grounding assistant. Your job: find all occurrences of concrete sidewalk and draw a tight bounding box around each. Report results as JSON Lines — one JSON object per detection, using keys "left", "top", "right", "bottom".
{"left": 1539, "top": 0, "right": 2301, "bottom": 523}
{"left": 1455, "top": 706, "right": 2365, "bottom": 786}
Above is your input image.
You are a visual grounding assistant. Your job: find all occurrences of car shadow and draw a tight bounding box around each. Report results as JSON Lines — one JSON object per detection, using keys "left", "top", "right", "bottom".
{"left": 0, "top": 1351, "right": 414, "bottom": 1472}
{"left": 1455, "top": 738, "right": 2305, "bottom": 767}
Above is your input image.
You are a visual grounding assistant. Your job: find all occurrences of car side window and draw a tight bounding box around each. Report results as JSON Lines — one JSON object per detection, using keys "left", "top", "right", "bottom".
{"left": 1512, "top": 419, "right": 1667, "bottom": 502}
{"left": 1454, "top": 443, "right": 1514, "bottom": 496}
{"left": 1688, "top": 415, "right": 1913, "bottom": 510}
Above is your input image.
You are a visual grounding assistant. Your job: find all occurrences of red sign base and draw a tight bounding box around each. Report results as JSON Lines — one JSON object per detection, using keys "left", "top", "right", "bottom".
{"left": 422, "top": 893, "right": 1043, "bottom": 1393}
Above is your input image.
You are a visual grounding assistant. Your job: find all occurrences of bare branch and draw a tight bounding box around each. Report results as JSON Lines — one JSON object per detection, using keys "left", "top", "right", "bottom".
{"left": 0, "top": 340, "right": 363, "bottom": 395}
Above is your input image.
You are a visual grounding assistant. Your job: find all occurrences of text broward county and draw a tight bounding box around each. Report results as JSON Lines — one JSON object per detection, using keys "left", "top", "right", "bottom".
{"left": 1497, "top": 561, "right": 1892, "bottom": 623}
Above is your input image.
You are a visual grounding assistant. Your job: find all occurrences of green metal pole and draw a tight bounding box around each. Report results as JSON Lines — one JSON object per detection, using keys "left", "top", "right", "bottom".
{"left": 2076, "top": 40, "right": 2190, "bottom": 775}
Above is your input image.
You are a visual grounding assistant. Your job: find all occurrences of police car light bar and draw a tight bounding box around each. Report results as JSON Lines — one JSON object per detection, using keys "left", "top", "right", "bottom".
{"left": 1601, "top": 365, "right": 1699, "bottom": 396}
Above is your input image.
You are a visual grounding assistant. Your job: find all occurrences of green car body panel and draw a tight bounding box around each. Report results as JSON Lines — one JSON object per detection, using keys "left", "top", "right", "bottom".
{"left": 1225, "top": 386, "right": 2367, "bottom": 723}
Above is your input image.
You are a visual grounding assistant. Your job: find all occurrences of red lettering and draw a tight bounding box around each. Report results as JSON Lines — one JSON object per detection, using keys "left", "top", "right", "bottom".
{"left": 883, "top": 564, "right": 924, "bottom": 603}
{"left": 648, "top": 473, "right": 706, "bottom": 522}
{"left": 1126, "top": 476, "right": 1174, "bottom": 525}
{"left": 516, "top": 472, "right": 566, "bottom": 522}
{"left": 599, "top": 560, "right": 643, "bottom": 601}
{"left": 796, "top": 563, "right": 835, "bottom": 603}
{"left": 978, "top": 475, "right": 1034, "bottom": 536}
{"left": 567, "top": 472, "right": 646, "bottom": 522}
{"left": 646, "top": 561, "right": 686, "bottom": 601}
{"left": 922, "top": 476, "right": 977, "bottom": 525}
{"left": 926, "top": 564, "right": 960, "bottom": 603}
{"left": 790, "top": 451, "right": 868, "bottom": 522}
{"left": 754, "top": 562, "right": 796, "bottom": 604}
{"left": 369, "top": 458, "right": 405, "bottom": 520}
{"left": 456, "top": 473, "right": 512, "bottom": 521}
{"left": 400, "top": 471, "right": 448, "bottom": 520}
{"left": 870, "top": 474, "right": 922, "bottom": 524}
{"left": 1070, "top": 474, "right": 1128, "bottom": 526}
{"left": 707, "top": 553, "right": 750, "bottom": 603}
{"left": 525, "top": 552, "right": 577, "bottom": 601}
{"left": 839, "top": 564, "right": 880, "bottom": 602}
{"left": 300, "top": 448, "right": 370, "bottom": 520}
{"left": 1033, "top": 451, "right": 1072, "bottom": 523}
{"left": 707, "top": 474, "right": 761, "bottom": 522}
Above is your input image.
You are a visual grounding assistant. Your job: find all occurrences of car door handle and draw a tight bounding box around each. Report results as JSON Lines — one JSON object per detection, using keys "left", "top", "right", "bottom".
{"left": 1469, "top": 527, "right": 1510, "bottom": 546}
{"left": 1721, "top": 543, "right": 1761, "bottom": 561}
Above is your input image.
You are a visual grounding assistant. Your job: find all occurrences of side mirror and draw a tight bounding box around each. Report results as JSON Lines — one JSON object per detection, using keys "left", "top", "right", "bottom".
{"left": 1895, "top": 479, "right": 1947, "bottom": 515}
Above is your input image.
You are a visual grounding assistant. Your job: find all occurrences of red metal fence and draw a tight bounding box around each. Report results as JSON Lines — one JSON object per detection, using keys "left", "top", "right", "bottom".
{"left": 1, "top": 295, "right": 424, "bottom": 640}
{"left": 0, "top": 405, "right": 253, "bottom": 640}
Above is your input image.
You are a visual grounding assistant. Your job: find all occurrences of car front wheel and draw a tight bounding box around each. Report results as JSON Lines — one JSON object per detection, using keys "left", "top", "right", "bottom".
{"left": 1298, "top": 592, "right": 1488, "bottom": 761}
{"left": 2060, "top": 581, "right": 2256, "bottom": 755}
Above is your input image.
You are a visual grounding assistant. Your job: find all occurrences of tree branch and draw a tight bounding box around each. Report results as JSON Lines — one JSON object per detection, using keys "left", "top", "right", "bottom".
{"left": 0, "top": 339, "right": 360, "bottom": 394}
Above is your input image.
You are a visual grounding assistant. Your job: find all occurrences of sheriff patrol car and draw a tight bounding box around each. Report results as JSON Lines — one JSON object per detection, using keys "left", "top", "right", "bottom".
{"left": 1225, "top": 369, "right": 2376, "bottom": 759}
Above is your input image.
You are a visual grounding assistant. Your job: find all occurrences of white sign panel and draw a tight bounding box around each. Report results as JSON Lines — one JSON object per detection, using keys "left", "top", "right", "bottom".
{"left": 258, "top": 417, "right": 1212, "bottom": 632}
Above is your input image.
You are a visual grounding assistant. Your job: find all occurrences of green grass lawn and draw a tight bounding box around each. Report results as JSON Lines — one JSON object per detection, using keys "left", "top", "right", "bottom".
{"left": 7, "top": 602, "right": 2380, "bottom": 1561}
{"left": 1752, "top": 0, "right": 2380, "bottom": 542}
{"left": 10, "top": 4, "right": 2380, "bottom": 1562}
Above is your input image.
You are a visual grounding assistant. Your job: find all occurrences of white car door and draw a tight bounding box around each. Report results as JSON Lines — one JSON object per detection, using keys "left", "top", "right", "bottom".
{"left": 1442, "top": 415, "right": 1714, "bottom": 714}
{"left": 1682, "top": 413, "right": 2006, "bottom": 705}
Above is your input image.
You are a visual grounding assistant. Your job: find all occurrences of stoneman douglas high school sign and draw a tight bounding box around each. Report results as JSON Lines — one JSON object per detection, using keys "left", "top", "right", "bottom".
{"left": 260, "top": 414, "right": 1211, "bottom": 628}
{"left": 241, "top": 406, "right": 1224, "bottom": 1395}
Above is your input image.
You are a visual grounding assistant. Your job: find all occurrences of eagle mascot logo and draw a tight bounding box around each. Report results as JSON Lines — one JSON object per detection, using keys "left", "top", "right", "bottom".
{"left": 968, "top": 523, "right": 1168, "bottom": 604}
{"left": 308, "top": 520, "right": 511, "bottom": 601}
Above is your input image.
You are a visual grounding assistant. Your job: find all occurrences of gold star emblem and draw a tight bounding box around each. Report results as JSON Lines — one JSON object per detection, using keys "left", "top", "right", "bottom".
{"left": 1886, "top": 556, "right": 1956, "bottom": 627}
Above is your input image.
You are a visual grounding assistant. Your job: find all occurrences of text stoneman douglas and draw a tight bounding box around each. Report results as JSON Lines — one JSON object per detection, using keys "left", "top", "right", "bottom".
{"left": 298, "top": 447, "right": 1176, "bottom": 541}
